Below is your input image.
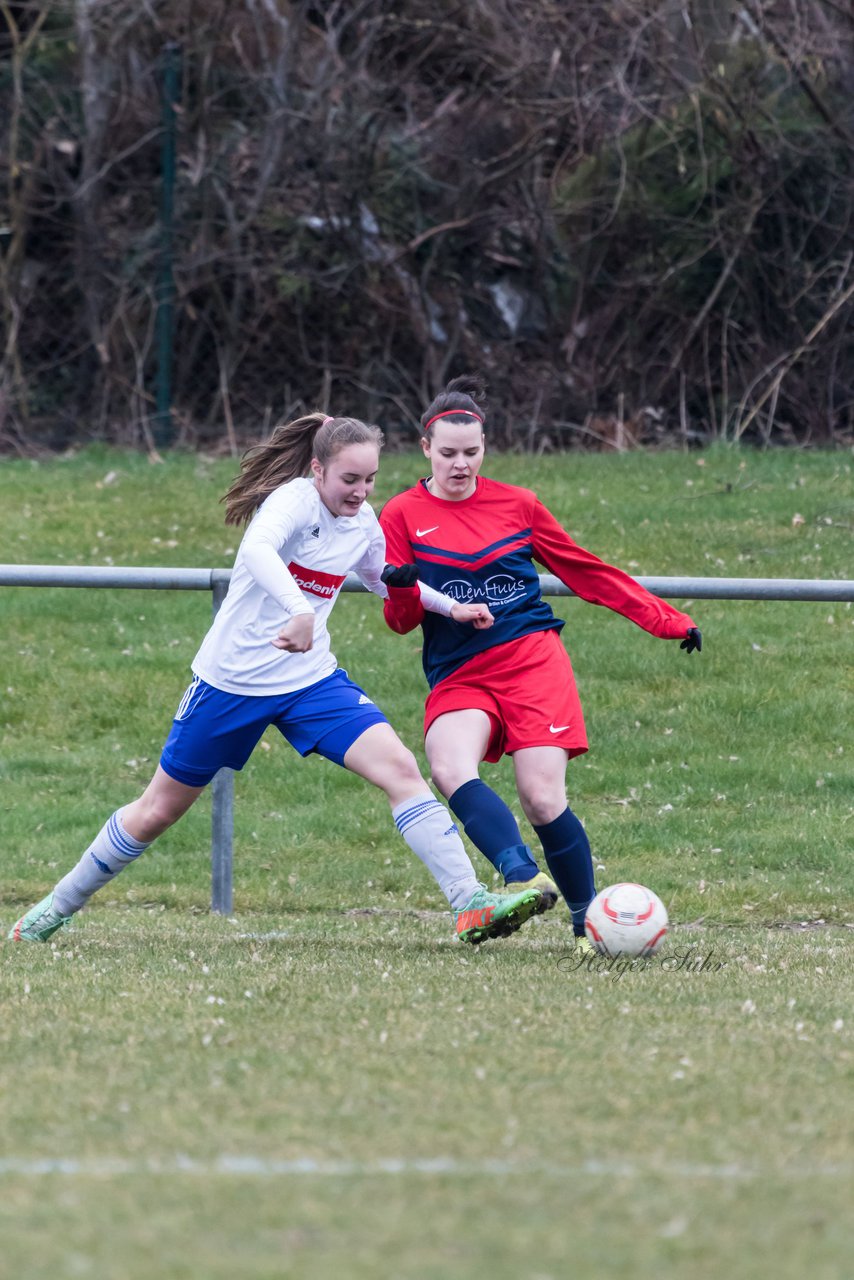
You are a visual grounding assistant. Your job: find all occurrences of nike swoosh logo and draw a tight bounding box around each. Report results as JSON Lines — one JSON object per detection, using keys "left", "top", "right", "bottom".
{"left": 415, "top": 526, "right": 439, "bottom": 537}
{"left": 549, "top": 723, "right": 571, "bottom": 733}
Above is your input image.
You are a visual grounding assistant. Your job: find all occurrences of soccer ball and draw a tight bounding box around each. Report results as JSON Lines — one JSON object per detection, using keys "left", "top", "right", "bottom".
{"left": 584, "top": 883, "right": 668, "bottom": 957}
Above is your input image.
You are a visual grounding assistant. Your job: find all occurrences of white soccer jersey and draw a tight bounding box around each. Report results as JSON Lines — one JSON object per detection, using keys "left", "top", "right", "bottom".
{"left": 191, "top": 478, "right": 453, "bottom": 696}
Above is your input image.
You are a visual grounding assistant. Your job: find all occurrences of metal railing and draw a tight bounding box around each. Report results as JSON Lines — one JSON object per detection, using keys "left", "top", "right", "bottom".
{"left": 4, "top": 563, "right": 853, "bottom": 913}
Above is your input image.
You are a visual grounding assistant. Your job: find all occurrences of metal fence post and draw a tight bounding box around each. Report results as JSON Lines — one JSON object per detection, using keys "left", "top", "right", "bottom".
{"left": 210, "top": 573, "right": 233, "bottom": 914}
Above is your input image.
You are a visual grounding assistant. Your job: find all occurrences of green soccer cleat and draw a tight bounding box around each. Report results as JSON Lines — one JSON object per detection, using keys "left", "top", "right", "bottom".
{"left": 455, "top": 884, "right": 543, "bottom": 945}
{"left": 504, "top": 870, "right": 559, "bottom": 915}
{"left": 574, "top": 933, "right": 595, "bottom": 956}
{"left": 8, "top": 893, "right": 71, "bottom": 943}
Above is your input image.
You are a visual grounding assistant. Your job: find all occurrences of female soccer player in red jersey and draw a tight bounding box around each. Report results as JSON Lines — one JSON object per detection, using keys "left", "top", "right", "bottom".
{"left": 9, "top": 412, "right": 544, "bottom": 947}
{"left": 379, "top": 376, "right": 702, "bottom": 945}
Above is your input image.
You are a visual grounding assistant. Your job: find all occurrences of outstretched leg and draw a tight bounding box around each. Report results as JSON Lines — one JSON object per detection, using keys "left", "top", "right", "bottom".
{"left": 9, "top": 767, "right": 204, "bottom": 941}
{"left": 342, "top": 722, "right": 543, "bottom": 943}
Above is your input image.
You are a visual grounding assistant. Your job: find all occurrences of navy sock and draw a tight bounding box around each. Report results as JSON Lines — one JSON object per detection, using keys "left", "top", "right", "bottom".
{"left": 534, "top": 808, "right": 595, "bottom": 936}
{"left": 448, "top": 779, "right": 540, "bottom": 883}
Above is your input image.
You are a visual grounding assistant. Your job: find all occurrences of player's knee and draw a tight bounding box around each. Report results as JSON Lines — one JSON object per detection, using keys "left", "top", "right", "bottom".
{"left": 386, "top": 744, "right": 424, "bottom": 792}
{"left": 128, "top": 793, "right": 185, "bottom": 841}
{"left": 424, "top": 750, "right": 462, "bottom": 798}
{"left": 520, "top": 787, "right": 565, "bottom": 827}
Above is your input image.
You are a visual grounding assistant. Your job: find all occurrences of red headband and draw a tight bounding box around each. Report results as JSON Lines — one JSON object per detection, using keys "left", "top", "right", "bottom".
{"left": 422, "top": 408, "right": 484, "bottom": 433}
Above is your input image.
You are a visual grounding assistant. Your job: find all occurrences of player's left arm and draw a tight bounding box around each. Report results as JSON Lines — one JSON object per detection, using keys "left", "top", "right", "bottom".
{"left": 531, "top": 497, "right": 701, "bottom": 650}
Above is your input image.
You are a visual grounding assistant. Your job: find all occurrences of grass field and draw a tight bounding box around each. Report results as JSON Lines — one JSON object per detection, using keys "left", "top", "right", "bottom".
{"left": 1, "top": 444, "right": 852, "bottom": 1279}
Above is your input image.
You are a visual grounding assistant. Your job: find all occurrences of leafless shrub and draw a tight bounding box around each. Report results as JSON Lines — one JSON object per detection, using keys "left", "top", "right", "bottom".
{"left": 0, "top": 0, "right": 851, "bottom": 451}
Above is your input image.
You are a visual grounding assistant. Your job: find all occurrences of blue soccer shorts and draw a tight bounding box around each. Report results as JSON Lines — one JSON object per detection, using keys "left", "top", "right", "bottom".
{"left": 160, "top": 668, "right": 389, "bottom": 787}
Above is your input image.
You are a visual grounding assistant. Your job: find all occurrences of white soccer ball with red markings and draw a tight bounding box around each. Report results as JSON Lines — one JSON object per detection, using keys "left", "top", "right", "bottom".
{"left": 585, "top": 882, "right": 668, "bottom": 957}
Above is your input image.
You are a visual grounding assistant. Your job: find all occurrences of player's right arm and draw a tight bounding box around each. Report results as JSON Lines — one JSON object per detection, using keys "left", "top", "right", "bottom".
{"left": 238, "top": 486, "right": 315, "bottom": 622}
{"left": 378, "top": 498, "right": 425, "bottom": 634}
{"left": 380, "top": 564, "right": 493, "bottom": 628}
{"left": 378, "top": 497, "right": 494, "bottom": 633}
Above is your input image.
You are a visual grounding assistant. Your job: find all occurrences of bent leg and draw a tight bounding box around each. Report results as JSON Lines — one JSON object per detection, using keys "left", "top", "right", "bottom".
{"left": 513, "top": 746, "right": 595, "bottom": 935}
{"left": 427, "top": 711, "right": 540, "bottom": 884}
{"left": 424, "top": 708, "right": 491, "bottom": 797}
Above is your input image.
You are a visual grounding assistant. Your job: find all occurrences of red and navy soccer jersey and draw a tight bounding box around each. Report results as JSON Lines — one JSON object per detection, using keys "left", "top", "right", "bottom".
{"left": 379, "top": 477, "right": 696, "bottom": 690}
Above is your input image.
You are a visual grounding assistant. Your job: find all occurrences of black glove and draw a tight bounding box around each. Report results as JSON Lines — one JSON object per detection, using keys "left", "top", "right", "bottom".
{"left": 381, "top": 563, "right": 419, "bottom": 588}
{"left": 680, "top": 627, "right": 702, "bottom": 654}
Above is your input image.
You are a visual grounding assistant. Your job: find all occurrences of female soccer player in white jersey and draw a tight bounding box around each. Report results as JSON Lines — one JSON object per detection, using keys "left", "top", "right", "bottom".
{"left": 9, "top": 413, "right": 544, "bottom": 946}
{"left": 379, "top": 376, "right": 703, "bottom": 947}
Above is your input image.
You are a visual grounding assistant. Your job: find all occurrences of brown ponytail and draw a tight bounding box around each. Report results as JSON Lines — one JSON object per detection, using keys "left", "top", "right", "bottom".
{"left": 222, "top": 414, "right": 384, "bottom": 525}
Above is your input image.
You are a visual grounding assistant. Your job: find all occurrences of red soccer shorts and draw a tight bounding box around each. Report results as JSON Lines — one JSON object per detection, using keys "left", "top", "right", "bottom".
{"left": 424, "top": 628, "right": 588, "bottom": 762}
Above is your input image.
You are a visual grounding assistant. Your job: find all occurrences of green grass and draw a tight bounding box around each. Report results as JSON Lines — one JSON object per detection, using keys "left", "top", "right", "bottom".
{"left": 1, "top": 444, "right": 852, "bottom": 1278}
{"left": 1, "top": 918, "right": 851, "bottom": 1279}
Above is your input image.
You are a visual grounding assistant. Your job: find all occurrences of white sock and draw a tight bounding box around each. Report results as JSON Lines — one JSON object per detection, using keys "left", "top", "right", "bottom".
{"left": 392, "top": 794, "right": 478, "bottom": 910}
{"left": 53, "top": 809, "right": 150, "bottom": 916}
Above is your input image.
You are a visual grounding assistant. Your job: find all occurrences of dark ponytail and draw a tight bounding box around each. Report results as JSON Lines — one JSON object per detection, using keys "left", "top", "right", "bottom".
{"left": 420, "top": 374, "right": 488, "bottom": 434}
